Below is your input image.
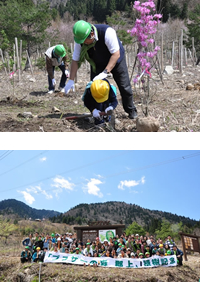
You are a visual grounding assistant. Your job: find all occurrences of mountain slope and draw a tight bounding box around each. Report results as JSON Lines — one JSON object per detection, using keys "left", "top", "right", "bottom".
{"left": 61, "top": 201, "right": 197, "bottom": 227}
{"left": 0, "top": 199, "right": 60, "bottom": 219}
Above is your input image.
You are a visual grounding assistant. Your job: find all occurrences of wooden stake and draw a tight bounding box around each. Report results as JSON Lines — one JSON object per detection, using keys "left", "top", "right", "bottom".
{"left": 20, "top": 40, "right": 22, "bottom": 71}
{"left": 5, "top": 51, "right": 10, "bottom": 74}
{"left": 171, "top": 41, "right": 175, "bottom": 68}
{"left": 15, "top": 37, "right": 21, "bottom": 81}
{"left": 192, "top": 37, "right": 195, "bottom": 66}
{"left": 180, "top": 30, "right": 183, "bottom": 74}
{"left": 26, "top": 50, "right": 33, "bottom": 75}
{"left": 161, "top": 31, "right": 163, "bottom": 72}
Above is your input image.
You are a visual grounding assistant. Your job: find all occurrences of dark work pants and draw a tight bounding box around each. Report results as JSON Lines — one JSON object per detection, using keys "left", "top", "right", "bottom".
{"left": 48, "top": 62, "right": 67, "bottom": 91}
{"left": 90, "top": 56, "right": 136, "bottom": 114}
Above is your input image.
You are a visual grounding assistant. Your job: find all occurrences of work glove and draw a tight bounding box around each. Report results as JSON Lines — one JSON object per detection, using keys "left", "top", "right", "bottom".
{"left": 65, "top": 70, "right": 69, "bottom": 77}
{"left": 52, "top": 78, "right": 56, "bottom": 86}
{"left": 105, "top": 106, "right": 113, "bottom": 115}
{"left": 64, "top": 79, "right": 75, "bottom": 94}
{"left": 92, "top": 109, "right": 101, "bottom": 119}
{"left": 93, "top": 71, "right": 108, "bottom": 81}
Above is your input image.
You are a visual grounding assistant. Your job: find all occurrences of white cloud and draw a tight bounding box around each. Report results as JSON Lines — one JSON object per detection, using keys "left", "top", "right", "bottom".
{"left": 40, "top": 157, "right": 47, "bottom": 162}
{"left": 20, "top": 185, "right": 53, "bottom": 201}
{"left": 51, "top": 176, "right": 75, "bottom": 191}
{"left": 118, "top": 180, "right": 140, "bottom": 190}
{"left": 141, "top": 176, "right": 145, "bottom": 184}
{"left": 18, "top": 191, "right": 35, "bottom": 205}
{"left": 118, "top": 176, "right": 146, "bottom": 190}
{"left": 95, "top": 174, "right": 104, "bottom": 179}
{"left": 83, "top": 178, "right": 103, "bottom": 198}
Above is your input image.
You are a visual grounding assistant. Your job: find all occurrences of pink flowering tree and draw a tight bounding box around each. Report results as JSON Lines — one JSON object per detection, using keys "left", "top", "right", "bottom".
{"left": 128, "top": 0, "right": 162, "bottom": 82}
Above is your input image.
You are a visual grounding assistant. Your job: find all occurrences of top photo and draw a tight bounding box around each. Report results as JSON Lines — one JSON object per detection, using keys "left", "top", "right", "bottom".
{"left": 0, "top": 0, "right": 199, "bottom": 132}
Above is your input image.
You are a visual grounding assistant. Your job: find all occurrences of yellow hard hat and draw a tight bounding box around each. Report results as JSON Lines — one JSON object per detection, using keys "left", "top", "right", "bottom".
{"left": 90, "top": 79, "right": 110, "bottom": 103}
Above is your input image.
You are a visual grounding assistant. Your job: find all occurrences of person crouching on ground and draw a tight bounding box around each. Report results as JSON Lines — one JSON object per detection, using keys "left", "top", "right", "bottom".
{"left": 173, "top": 245, "right": 183, "bottom": 266}
{"left": 21, "top": 246, "right": 32, "bottom": 263}
{"left": 45, "top": 45, "right": 70, "bottom": 94}
{"left": 32, "top": 247, "right": 42, "bottom": 262}
{"left": 83, "top": 79, "right": 118, "bottom": 125}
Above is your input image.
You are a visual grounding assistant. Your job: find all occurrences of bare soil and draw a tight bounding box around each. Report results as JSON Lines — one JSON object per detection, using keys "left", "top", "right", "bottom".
{"left": 0, "top": 254, "right": 200, "bottom": 282}
{"left": 0, "top": 65, "right": 200, "bottom": 132}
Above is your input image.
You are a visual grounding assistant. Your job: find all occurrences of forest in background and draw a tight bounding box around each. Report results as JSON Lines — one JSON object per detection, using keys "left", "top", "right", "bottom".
{"left": 1, "top": 0, "right": 200, "bottom": 61}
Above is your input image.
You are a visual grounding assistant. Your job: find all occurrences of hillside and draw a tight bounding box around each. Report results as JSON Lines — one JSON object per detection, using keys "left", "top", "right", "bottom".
{"left": 52, "top": 201, "right": 198, "bottom": 229}
{"left": 0, "top": 199, "right": 61, "bottom": 220}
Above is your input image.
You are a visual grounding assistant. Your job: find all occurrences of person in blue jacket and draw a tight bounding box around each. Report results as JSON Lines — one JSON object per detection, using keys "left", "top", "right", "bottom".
{"left": 22, "top": 233, "right": 33, "bottom": 253}
{"left": 65, "top": 20, "right": 137, "bottom": 120}
{"left": 83, "top": 79, "right": 118, "bottom": 125}
{"left": 173, "top": 245, "right": 183, "bottom": 266}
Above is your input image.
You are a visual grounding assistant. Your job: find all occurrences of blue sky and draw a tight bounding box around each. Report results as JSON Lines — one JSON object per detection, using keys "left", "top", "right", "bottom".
{"left": 0, "top": 150, "right": 199, "bottom": 221}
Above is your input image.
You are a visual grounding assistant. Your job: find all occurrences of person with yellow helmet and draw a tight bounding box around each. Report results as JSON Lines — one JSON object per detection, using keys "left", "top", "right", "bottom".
{"left": 45, "top": 44, "right": 70, "bottom": 94}
{"left": 82, "top": 79, "right": 118, "bottom": 125}
{"left": 64, "top": 20, "right": 137, "bottom": 119}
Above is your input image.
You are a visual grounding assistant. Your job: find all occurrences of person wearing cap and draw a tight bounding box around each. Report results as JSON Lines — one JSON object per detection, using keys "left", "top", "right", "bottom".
{"left": 75, "top": 247, "right": 81, "bottom": 255}
{"left": 83, "top": 242, "right": 93, "bottom": 256}
{"left": 51, "top": 233, "right": 56, "bottom": 244}
{"left": 95, "top": 237, "right": 102, "bottom": 249}
{"left": 64, "top": 20, "right": 137, "bottom": 120}
{"left": 21, "top": 246, "right": 32, "bottom": 263}
{"left": 145, "top": 252, "right": 150, "bottom": 258}
{"left": 45, "top": 44, "right": 70, "bottom": 94}
{"left": 103, "top": 239, "right": 109, "bottom": 251}
{"left": 83, "top": 79, "right": 118, "bottom": 125}
{"left": 131, "top": 252, "right": 135, "bottom": 259}
{"left": 32, "top": 247, "right": 41, "bottom": 262}
{"left": 166, "top": 250, "right": 172, "bottom": 256}
{"left": 158, "top": 244, "right": 166, "bottom": 255}
{"left": 126, "top": 248, "right": 132, "bottom": 258}
{"left": 116, "top": 243, "right": 123, "bottom": 255}
{"left": 138, "top": 252, "right": 144, "bottom": 259}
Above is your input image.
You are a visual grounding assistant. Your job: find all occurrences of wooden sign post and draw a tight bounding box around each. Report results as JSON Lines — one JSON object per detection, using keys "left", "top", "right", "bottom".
{"left": 179, "top": 232, "right": 200, "bottom": 261}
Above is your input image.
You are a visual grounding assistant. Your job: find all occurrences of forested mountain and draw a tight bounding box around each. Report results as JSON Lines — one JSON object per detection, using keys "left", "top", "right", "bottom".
{"left": 50, "top": 201, "right": 199, "bottom": 234}
{"left": 0, "top": 199, "right": 61, "bottom": 219}
{"left": 57, "top": 0, "right": 192, "bottom": 22}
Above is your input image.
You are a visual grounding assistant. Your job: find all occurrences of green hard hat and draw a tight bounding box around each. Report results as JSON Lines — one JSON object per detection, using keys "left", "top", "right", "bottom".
{"left": 139, "top": 253, "right": 143, "bottom": 256}
{"left": 73, "top": 20, "right": 92, "bottom": 44}
{"left": 51, "top": 233, "right": 55, "bottom": 237}
{"left": 54, "top": 45, "right": 66, "bottom": 57}
{"left": 167, "top": 250, "right": 171, "bottom": 254}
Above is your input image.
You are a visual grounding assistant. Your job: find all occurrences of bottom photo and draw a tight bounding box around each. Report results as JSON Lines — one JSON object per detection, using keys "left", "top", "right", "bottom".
{"left": 0, "top": 150, "right": 199, "bottom": 281}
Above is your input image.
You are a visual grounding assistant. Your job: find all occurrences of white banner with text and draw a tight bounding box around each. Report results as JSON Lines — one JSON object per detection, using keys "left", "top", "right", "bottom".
{"left": 44, "top": 252, "right": 177, "bottom": 268}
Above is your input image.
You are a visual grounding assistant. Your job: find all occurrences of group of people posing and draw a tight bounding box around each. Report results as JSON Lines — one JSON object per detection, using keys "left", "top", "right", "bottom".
{"left": 21, "top": 232, "right": 183, "bottom": 266}
{"left": 45, "top": 20, "right": 138, "bottom": 126}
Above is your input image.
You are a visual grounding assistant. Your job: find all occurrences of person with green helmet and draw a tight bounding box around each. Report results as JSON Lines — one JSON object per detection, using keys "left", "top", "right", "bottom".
{"left": 21, "top": 246, "right": 32, "bottom": 263}
{"left": 64, "top": 20, "right": 137, "bottom": 119}
{"left": 45, "top": 44, "right": 70, "bottom": 94}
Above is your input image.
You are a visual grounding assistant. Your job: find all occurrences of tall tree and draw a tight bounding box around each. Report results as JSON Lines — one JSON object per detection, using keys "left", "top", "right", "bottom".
{"left": 186, "top": 4, "right": 200, "bottom": 54}
{"left": 0, "top": 0, "right": 52, "bottom": 56}
{"left": 107, "top": 0, "right": 116, "bottom": 16}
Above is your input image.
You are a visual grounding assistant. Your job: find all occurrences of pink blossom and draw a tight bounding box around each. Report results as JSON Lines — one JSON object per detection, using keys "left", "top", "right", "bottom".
{"left": 155, "top": 46, "right": 160, "bottom": 51}
{"left": 129, "top": 0, "right": 162, "bottom": 71}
